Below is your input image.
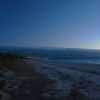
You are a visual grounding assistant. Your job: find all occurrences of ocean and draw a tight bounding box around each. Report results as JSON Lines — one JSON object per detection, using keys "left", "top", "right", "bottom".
{"left": 0, "top": 46, "right": 100, "bottom": 64}
{"left": 47, "top": 59, "right": 100, "bottom": 64}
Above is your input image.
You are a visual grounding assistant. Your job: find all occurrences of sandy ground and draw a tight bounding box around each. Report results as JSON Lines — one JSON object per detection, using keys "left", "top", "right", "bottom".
{"left": 1, "top": 59, "right": 100, "bottom": 100}
{"left": 25, "top": 59, "right": 100, "bottom": 100}
{"left": 3, "top": 60, "right": 56, "bottom": 100}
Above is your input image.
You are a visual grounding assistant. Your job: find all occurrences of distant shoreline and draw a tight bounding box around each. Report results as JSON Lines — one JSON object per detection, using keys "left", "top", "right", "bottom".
{"left": 46, "top": 58, "right": 100, "bottom": 65}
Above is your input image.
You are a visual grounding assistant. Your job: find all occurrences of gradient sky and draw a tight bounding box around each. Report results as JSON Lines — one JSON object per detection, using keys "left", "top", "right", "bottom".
{"left": 0, "top": 0, "right": 100, "bottom": 49}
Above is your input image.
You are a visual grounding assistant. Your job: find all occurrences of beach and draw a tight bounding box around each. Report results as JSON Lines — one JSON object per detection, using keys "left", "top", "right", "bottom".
{"left": 1, "top": 58, "right": 100, "bottom": 100}
{"left": 25, "top": 59, "right": 100, "bottom": 100}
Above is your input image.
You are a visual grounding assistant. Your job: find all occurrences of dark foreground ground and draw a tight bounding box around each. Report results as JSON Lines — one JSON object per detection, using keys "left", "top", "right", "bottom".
{"left": 0, "top": 53, "right": 93, "bottom": 100}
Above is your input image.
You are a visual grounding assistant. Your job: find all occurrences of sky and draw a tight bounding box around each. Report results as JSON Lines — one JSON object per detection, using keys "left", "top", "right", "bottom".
{"left": 0, "top": 0, "right": 100, "bottom": 49}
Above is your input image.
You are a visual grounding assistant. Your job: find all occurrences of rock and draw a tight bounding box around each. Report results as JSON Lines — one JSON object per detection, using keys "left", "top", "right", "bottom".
{"left": 42, "top": 92, "right": 50, "bottom": 97}
{"left": 0, "top": 91, "right": 10, "bottom": 100}
{"left": 0, "top": 93, "right": 2, "bottom": 98}
{"left": 0, "top": 71, "right": 3, "bottom": 77}
{"left": 23, "top": 90, "right": 30, "bottom": 96}
{"left": 0, "top": 80, "right": 6, "bottom": 89}
{"left": 0, "top": 65, "right": 4, "bottom": 71}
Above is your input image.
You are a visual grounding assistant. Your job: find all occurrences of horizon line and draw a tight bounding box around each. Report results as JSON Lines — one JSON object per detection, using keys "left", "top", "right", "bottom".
{"left": 0, "top": 45, "right": 100, "bottom": 50}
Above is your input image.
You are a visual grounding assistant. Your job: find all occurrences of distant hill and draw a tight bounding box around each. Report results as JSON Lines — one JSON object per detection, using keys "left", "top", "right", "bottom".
{"left": 0, "top": 46, "right": 100, "bottom": 59}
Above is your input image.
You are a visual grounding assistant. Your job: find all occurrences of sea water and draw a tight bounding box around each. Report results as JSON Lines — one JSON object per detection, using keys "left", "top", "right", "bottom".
{"left": 47, "top": 59, "right": 100, "bottom": 64}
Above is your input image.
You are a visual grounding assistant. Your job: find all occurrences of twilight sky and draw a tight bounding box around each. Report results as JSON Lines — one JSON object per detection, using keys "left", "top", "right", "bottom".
{"left": 0, "top": 0, "right": 100, "bottom": 49}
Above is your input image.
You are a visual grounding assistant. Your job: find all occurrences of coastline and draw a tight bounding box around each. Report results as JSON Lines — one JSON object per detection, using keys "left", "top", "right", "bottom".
{"left": 0, "top": 59, "right": 57, "bottom": 100}
{"left": 26, "top": 59, "right": 100, "bottom": 99}
{"left": 1, "top": 58, "right": 100, "bottom": 99}
{"left": 26, "top": 59, "right": 100, "bottom": 71}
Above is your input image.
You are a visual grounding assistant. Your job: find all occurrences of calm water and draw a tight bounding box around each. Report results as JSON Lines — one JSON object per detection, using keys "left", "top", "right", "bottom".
{"left": 47, "top": 59, "right": 100, "bottom": 64}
